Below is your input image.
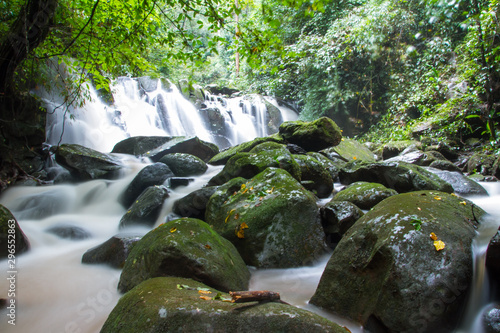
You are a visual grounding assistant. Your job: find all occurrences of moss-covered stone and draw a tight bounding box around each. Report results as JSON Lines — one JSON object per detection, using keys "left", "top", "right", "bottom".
{"left": 144, "top": 136, "right": 219, "bottom": 162}
{"left": 158, "top": 153, "right": 208, "bottom": 177}
{"left": 102, "top": 277, "right": 347, "bottom": 333}
{"left": 55, "top": 144, "right": 123, "bottom": 181}
{"left": 307, "top": 152, "right": 346, "bottom": 181}
{"left": 427, "top": 169, "right": 488, "bottom": 196}
{"left": 339, "top": 161, "right": 454, "bottom": 193}
{"left": 377, "top": 140, "right": 422, "bottom": 160}
{"left": 119, "top": 185, "right": 169, "bottom": 229}
{"left": 322, "top": 138, "right": 377, "bottom": 163}
{"left": 293, "top": 154, "right": 334, "bottom": 198}
{"left": 332, "top": 181, "right": 398, "bottom": 210}
{"left": 111, "top": 136, "right": 176, "bottom": 156}
{"left": 82, "top": 233, "right": 142, "bottom": 268}
{"left": 0, "top": 205, "right": 29, "bottom": 259}
{"left": 467, "top": 153, "right": 497, "bottom": 176}
{"left": 208, "top": 135, "right": 285, "bottom": 165}
{"left": 310, "top": 191, "right": 487, "bottom": 332}
{"left": 118, "top": 218, "right": 250, "bottom": 293}
{"left": 320, "top": 200, "right": 363, "bottom": 249}
{"left": 208, "top": 147, "right": 301, "bottom": 186}
{"left": 205, "top": 168, "right": 326, "bottom": 268}
{"left": 279, "top": 117, "right": 342, "bottom": 152}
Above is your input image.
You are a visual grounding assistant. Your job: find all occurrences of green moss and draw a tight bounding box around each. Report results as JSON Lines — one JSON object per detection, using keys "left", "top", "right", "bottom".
{"left": 208, "top": 136, "right": 285, "bottom": 165}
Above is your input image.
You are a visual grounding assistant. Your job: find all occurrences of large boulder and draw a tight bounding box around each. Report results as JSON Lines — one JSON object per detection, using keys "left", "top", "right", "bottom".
{"left": 279, "top": 117, "right": 342, "bottom": 152}
{"left": 144, "top": 136, "right": 219, "bottom": 162}
{"left": 119, "top": 185, "right": 169, "bottom": 229}
{"left": 102, "top": 277, "right": 347, "bottom": 333}
{"left": 332, "top": 181, "right": 398, "bottom": 210}
{"left": 307, "top": 152, "right": 345, "bottom": 182}
{"left": 322, "top": 138, "right": 377, "bottom": 163}
{"left": 158, "top": 153, "right": 208, "bottom": 177}
{"left": 208, "top": 135, "right": 285, "bottom": 166}
{"left": 378, "top": 140, "right": 422, "bottom": 160}
{"left": 118, "top": 218, "right": 250, "bottom": 293}
{"left": 205, "top": 168, "right": 327, "bottom": 268}
{"left": 172, "top": 186, "right": 218, "bottom": 220}
{"left": 293, "top": 154, "right": 333, "bottom": 198}
{"left": 426, "top": 168, "right": 488, "bottom": 196}
{"left": 208, "top": 145, "right": 301, "bottom": 186}
{"left": 111, "top": 136, "right": 175, "bottom": 155}
{"left": 82, "top": 233, "right": 142, "bottom": 268}
{"left": 119, "top": 163, "right": 173, "bottom": 208}
{"left": 55, "top": 144, "right": 122, "bottom": 181}
{"left": 0, "top": 205, "right": 29, "bottom": 259}
{"left": 339, "top": 161, "right": 454, "bottom": 193}
{"left": 310, "top": 191, "right": 487, "bottom": 332}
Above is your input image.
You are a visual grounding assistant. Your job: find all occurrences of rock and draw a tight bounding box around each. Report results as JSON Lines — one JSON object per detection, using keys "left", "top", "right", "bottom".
{"left": 205, "top": 168, "right": 326, "bottom": 268}
{"left": 137, "top": 76, "right": 159, "bottom": 92}
{"left": 378, "top": 140, "right": 422, "bottom": 160}
{"left": 167, "top": 177, "right": 194, "bottom": 189}
{"left": 310, "top": 191, "right": 486, "bottom": 332}
{"left": 119, "top": 185, "right": 169, "bottom": 229}
{"left": 385, "top": 149, "right": 435, "bottom": 166}
{"left": 82, "top": 233, "right": 142, "bottom": 268}
{"left": 55, "top": 144, "right": 122, "bottom": 181}
{"left": 426, "top": 168, "right": 489, "bottom": 196}
{"left": 172, "top": 186, "right": 218, "bottom": 220}
{"left": 102, "top": 277, "right": 347, "bottom": 333}
{"left": 307, "top": 152, "right": 345, "bottom": 182}
{"left": 119, "top": 163, "right": 173, "bottom": 208}
{"left": 118, "top": 218, "right": 250, "bottom": 293}
{"left": 178, "top": 79, "right": 205, "bottom": 106}
{"left": 111, "top": 136, "right": 175, "bottom": 155}
{"left": 322, "top": 138, "right": 377, "bottom": 163}
{"left": 279, "top": 117, "right": 342, "bottom": 151}
{"left": 205, "top": 84, "right": 240, "bottom": 96}
{"left": 332, "top": 181, "right": 398, "bottom": 210}
{"left": 467, "top": 153, "right": 497, "bottom": 176}
{"left": 429, "top": 159, "right": 462, "bottom": 172}
{"left": 208, "top": 135, "right": 285, "bottom": 165}
{"left": 46, "top": 224, "right": 91, "bottom": 240}
{"left": 293, "top": 154, "right": 334, "bottom": 198}
{"left": 320, "top": 200, "right": 364, "bottom": 249}
{"left": 493, "top": 156, "right": 500, "bottom": 179}
{"left": 484, "top": 304, "right": 500, "bottom": 333}
{"left": 144, "top": 136, "right": 219, "bottom": 162}
{"left": 486, "top": 227, "right": 500, "bottom": 280}
{"left": 339, "top": 161, "right": 454, "bottom": 193}
{"left": 0, "top": 205, "right": 30, "bottom": 259}
{"left": 208, "top": 145, "right": 301, "bottom": 186}
{"left": 262, "top": 96, "right": 283, "bottom": 134}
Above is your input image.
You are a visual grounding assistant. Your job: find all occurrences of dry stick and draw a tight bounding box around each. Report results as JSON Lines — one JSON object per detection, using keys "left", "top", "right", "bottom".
{"left": 229, "top": 290, "right": 281, "bottom": 303}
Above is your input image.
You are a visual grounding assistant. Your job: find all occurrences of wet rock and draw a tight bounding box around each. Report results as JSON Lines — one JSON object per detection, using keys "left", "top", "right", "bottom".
{"left": 493, "top": 156, "right": 500, "bottom": 179}
{"left": 310, "top": 191, "right": 486, "bottom": 332}
{"left": 168, "top": 177, "right": 194, "bottom": 189}
{"left": 486, "top": 227, "right": 500, "bottom": 280}
{"left": 119, "top": 163, "right": 173, "bottom": 208}
{"left": 111, "top": 136, "right": 175, "bottom": 156}
{"left": 208, "top": 135, "right": 285, "bottom": 165}
{"left": 102, "top": 277, "right": 347, "bottom": 333}
{"left": 0, "top": 205, "right": 29, "bottom": 259}
{"left": 427, "top": 168, "right": 488, "bottom": 196}
{"left": 159, "top": 153, "right": 207, "bottom": 177}
{"left": 118, "top": 218, "right": 250, "bottom": 293}
{"left": 378, "top": 140, "right": 422, "bottom": 160}
{"left": 137, "top": 76, "right": 159, "bottom": 92}
{"left": 307, "top": 152, "right": 345, "bottom": 182}
{"left": 322, "top": 138, "right": 377, "bottom": 163}
{"left": 332, "top": 181, "right": 398, "bottom": 210}
{"left": 320, "top": 200, "right": 364, "bottom": 249}
{"left": 119, "top": 185, "right": 169, "bottom": 229}
{"left": 206, "top": 168, "right": 327, "bottom": 268}
{"left": 46, "top": 224, "right": 91, "bottom": 240}
{"left": 208, "top": 144, "right": 301, "bottom": 186}
{"left": 279, "top": 117, "right": 342, "bottom": 152}
{"left": 145, "top": 136, "right": 219, "bottom": 162}
{"left": 172, "top": 186, "right": 218, "bottom": 220}
{"left": 82, "top": 233, "right": 142, "bottom": 268}
{"left": 339, "top": 161, "right": 454, "bottom": 193}
{"left": 484, "top": 304, "right": 500, "bottom": 333}
{"left": 429, "top": 159, "right": 462, "bottom": 172}
{"left": 293, "top": 154, "right": 334, "bottom": 198}
{"left": 467, "top": 153, "right": 497, "bottom": 176}
{"left": 55, "top": 144, "right": 122, "bottom": 181}
{"left": 385, "top": 148, "right": 436, "bottom": 166}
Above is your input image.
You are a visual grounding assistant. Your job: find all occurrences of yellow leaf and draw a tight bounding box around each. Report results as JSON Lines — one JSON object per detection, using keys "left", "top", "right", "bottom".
{"left": 170, "top": 227, "right": 177, "bottom": 233}
{"left": 205, "top": 244, "right": 212, "bottom": 249}
{"left": 353, "top": 156, "right": 357, "bottom": 160}
{"left": 199, "top": 296, "right": 212, "bottom": 300}
{"left": 241, "top": 184, "right": 246, "bottom": 190}
{"left": 198, "top": 290, "right": 212, "bottom": 295}
{"left": 225, "top": 209, "right": 236, "bottom": 223}
{"left": 460, "top": 201, "right": 467, "bottom": 205}
{"left": 430, "top": 232, "right": 438, "bottom": 241}
{"left": 434, "top": 196, "right": 442, "bottom": 201}
{"left": 434, "top": 240, "right": 445, "bottom": 251}
{"left": 235, "top": 222, "right": 249, "bottom": 239}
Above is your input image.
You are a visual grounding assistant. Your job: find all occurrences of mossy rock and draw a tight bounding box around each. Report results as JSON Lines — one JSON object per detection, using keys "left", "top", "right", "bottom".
{"left": 279, "top": 117, "right": 342, "bottom": 152}
{"left": 310, "top": 191, "right": 487, "bottom": 332}
{"left": 111, "top": 136, "right": 176, "bottom": 156}
{"left": 320, "top": 200, "right": 363, "bottom": 249}
{"left": 118, "top": 218, "right": 250, "bottom": 293}
{"left": 208, "top": 135, "right": 285, "bottom": 165}
{"left": 427, "top": 169, "right": 488, "bottom": 196}
{"left": 205, "top": 168, "right": 326, "bottom": 268}
{"left": 207, "top": 147, "right": 301, "bottom": 186}
{"left": 376, "top": 140, "right": 422, "bottom": 160}
{"left": 339, "top": 161, "right": 454, "bottom": 193}
{"left": 119, "top": 185, "right": 169, "bottom": 229}
{"left": 467, "top": 153, "right": 497, "bottom": 176}
{"left": 144, "top": 136, "right": 219, "bottom": 162}
{"left": 159, "top": 153, "right": 208, "bottom": 177}
{"left": 293, "top": 154, "right": 334, "bottom": 198}
{"left": 0, "top": 205, "right": 29, "bottom": 259}
{"left": 332, "top": 181, "right": 398, "bottom": 210}
{"left": 55, "top": 144, "right": 123, "bottom": 181}
{"left": 307, "top": 152, "right": 346, "bottom": 181}
{"left": 322, "top": 138, "right": 376, "bottom": 163}
{"left": 102, "top": 277, "right": 347, "bottom": 333}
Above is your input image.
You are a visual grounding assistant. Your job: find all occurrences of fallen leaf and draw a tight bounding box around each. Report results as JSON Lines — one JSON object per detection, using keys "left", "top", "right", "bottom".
{"left": 460, "top": 201, "right": 467, "bottom": 205}
{"left": 199, "top": 296, "right": 212, "bottom": 300}
{"left": 434, "top": 240, "right": 446, "bottom": 251}
{"left": 430, "top": 232, "right": 438, "bottom": 241}
{"left": 198, "top": 290, "right": 212, "bottom": 295}
{"left": 235, "top": 222, "right": 249, "bottom": 239}
{"left": 205, "top": 244, "right": 212, "bottom": 249}
{"left": 353, "top": 156, "right": 357, "bottom": 160}
{"left": 434, "top": 196, "right": 442, "bottom": 201}
{"left": 225, "top": 209, "right": 236, "bottom": 223}
{"left": 170, "top": 227, "right": 177, "bottom": 233}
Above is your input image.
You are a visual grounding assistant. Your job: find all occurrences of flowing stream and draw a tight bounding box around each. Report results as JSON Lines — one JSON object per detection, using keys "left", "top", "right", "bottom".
{"left": 1, "top": 79, "right": 499, "bottom": 333}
